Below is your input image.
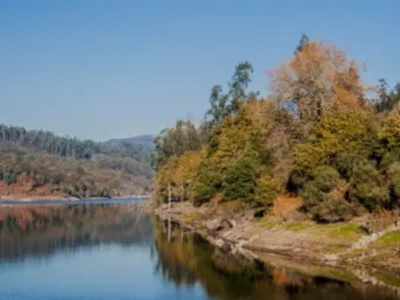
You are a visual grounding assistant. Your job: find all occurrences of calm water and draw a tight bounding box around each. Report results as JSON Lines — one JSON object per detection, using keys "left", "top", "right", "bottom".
{"left": 0, "top": 200, "right": 398, "bottom": 300}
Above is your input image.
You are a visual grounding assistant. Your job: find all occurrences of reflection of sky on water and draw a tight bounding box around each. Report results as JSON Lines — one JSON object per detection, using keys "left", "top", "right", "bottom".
{"left": 0, "top": 244, "right": 209, "bottom": 300}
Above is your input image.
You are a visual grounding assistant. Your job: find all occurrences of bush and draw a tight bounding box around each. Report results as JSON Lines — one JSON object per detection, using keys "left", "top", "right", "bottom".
{"left": 310, "top": 195, "right": 355, "bottom": 223}
{"left": 312, "top": 165, "right": 340, "bottom": 192}
{"left": 192, "top": 160, "right": 218, "bottom": 206}
{"left": 388, "top": 163, "right": 400, "bottom": 204}
{"left": 380, "top": 151, "right": 400, "bottom": 172}
{"left": 299, "top": 166, "right": 340, "bottom": 212}
{"left": 348, "top": 161, "right": 389, "bottom": 211}
{"left": 222, "top": 156, "right": 258, "bottom": 203}
{"left": 334, "top": 152, "right": 364, "bottom": 179}
{"left": 379, "top": 112, "right": 400, "bottom": 151}
{"left": 300, "top": 181, "right": 324, "bottom": 211}
{"left": 254, "top": 175, "right": 281, "bottom": 208}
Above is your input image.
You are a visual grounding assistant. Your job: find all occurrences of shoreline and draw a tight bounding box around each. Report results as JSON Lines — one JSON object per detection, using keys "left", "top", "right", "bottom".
{"left": 152, "top": 201, "right": 400, "bottom": 292}
{"left": 0, "top": 194, "right": 151, "bottom": 204}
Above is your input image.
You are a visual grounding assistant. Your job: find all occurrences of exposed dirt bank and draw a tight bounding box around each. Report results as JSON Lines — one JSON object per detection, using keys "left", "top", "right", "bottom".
{"left": 153, "top": 200, "right": 400, "bottom": 291}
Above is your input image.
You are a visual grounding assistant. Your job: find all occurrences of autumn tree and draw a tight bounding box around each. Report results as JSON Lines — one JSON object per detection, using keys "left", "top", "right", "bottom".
{"left": 269, "top": 42, "right": 366, "bottom": 133}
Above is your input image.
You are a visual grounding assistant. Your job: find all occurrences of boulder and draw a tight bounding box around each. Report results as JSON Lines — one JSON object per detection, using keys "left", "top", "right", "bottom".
{"left": 206, "top": 217, "right": 234, "bottom": 233}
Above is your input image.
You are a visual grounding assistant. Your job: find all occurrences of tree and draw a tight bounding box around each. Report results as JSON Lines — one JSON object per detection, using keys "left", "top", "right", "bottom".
{"left": 269, "top": 42, "right": 366, "bottom": 132}
{"left": 204, "top": 61, "right": 255, "bottom": 133}
{"left": 294, "top": 34, "right": 310, "bottom": 54}
{"left": 152, "top": 120, "right": 202, "bottom": 170}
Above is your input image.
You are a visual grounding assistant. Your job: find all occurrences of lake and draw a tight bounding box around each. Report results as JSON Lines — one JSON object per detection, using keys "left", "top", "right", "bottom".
{"left": 0, "top": 199, "right": 398, "bottom": 300}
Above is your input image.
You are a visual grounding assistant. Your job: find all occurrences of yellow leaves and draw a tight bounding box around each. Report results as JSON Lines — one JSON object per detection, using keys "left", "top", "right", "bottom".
{"left": 254, "top": 173, "right": 281, "bottom": 207}
{"left": 210, "top": 114, "right": 256, "bottom": 170}
{"left": 379, "top": 111, "right": 400, "bottom": 149}
{"left": 154, "top": 149, "right": 204, "bottom": 202}
{"left": 243, "top": 99, "right": 274, "bottom": 133}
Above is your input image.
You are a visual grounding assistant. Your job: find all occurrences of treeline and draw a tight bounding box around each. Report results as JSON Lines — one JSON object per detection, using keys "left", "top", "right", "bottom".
{"left": 0, "top": 126, "right": 154, "bottom": 198}
{"left": 153, "top": 36, "right": 400, "bottom": 223}
{"left": 0, "top": 124, "right": 152, "bottom": 163}
{"left": 0, "top": 143, "right": 152, "bottom": 198}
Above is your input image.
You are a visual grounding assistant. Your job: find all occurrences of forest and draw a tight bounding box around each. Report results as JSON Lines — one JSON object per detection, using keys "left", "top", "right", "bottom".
{"left": 0, "top": 126, "right": 154, "bottom": 199}
{"left": 153, "top": 36, "right": 400, "bottom": 223}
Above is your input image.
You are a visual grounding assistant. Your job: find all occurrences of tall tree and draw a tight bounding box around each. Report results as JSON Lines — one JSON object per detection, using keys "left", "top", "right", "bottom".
{"left": 294, "top": 34, "right": 310, "bottom": 54}
{"left": 269, "top": 41, "right": 366, "bottom": 131}
{"left": 204, "top": 61, "right": 255, "bottom": 133}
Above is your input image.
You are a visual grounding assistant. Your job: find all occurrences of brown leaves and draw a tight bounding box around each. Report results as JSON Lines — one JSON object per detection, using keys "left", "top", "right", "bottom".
{"left": 268, "top": 42, "right": 367, "bottom": 126}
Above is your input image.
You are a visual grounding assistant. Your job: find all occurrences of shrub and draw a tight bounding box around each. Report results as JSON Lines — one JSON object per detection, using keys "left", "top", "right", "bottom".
{"left": 192, "top": 160, "right": 218, "bottom": 206}
{"left": 388, "top": 162, "right": 400, "bottom": 204}
{"left": 312, "top": 165, "right": 340, "bottom": 192}
{"left": 310, "top": 195, "right": 355, "bottom": 223}
{"left": 222, "top": 156, "right": 258, "bottom": 203}
{"left": 393, "top": 176, "right": 400, "bottom": 199}
{"left": 254, "top": 175, "right": 281, "bottom": 208}
{"left": 379, "top": 112, "right": 400, "bottom": 151}
{"left": 380, "top": 151, "right": 400, "bottom": 172}
{"left": 300, "top": 181, "right": 324, "bottom": 211}
{"left": 334, "top": 152, "right": 365, "bottom": 179}
{"left": 348, "top": 161, "right": 389, "bottom": 211}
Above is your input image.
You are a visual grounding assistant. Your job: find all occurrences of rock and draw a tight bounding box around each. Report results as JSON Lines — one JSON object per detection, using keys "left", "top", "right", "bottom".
{"left": 284, "top": 211, "right": 307, "bottom": 222}
{"left": 324, "top": 254, "right": 338, "bottom": 262}
{"left": 359, "top": 215, "right": 395, "bottom": 234}
{"left": 215, "top": 238, "right": 224, "bottom": 247}
{"left": 206, "top": 217, "right": 234, "bottom": 234}
{"left": 221, "top": 242, "right": 232, "bottom": 253}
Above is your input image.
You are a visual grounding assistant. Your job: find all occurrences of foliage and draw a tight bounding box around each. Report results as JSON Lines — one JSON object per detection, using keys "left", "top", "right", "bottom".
{"left": 347, "top": 161, "right": 389, "bottom": 211}
{"left": 292, "top": 111, "right": 376, "bottom": 183}
{"left": 310, "top": 195, "right": 355, "bottom": 223}
{"left": 152, "top": 119, "right": 202, "bottom": 170}
{"left": 0, "top": 124, "right": 152, "bottom": 163}
{"left": 254, "top": 175, "right": 281, "bottom": 208}
{"left": 204, "top": 62, "right": 256, "bottom": 134}
{"left": 379, "top": 112, "right": 400, "bottom": 151}
{"left": 269, "top": 42, "right": 366, "bottom": 129}
{"left": 154, "top": 36, "right": 400, "bottom": 223}
{"left": 0, "top": 144, "right": 152, "bottom": 199}
{"left": 374, "top": 80, "right": 400, "bottom": 113}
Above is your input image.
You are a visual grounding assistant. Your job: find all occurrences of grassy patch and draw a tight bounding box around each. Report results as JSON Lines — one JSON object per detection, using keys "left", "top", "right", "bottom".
{"left": 376, "top": 272, "right": 400, "bottom": 287}
{"left": 255, "top": 219, "right": 282, "bottom": 230}
{"left": 325, "top": 269, "right": 359, "bottom": 284}
{"left": 329, "top": 223, "right": 360, "bottom": 240}
{"left": 376, "top": 230, "right": 400, "bottom": 246}
{"left": 183, "top": 214, "right": 199, "bottom": 223}
{"left": 283, "top": 221, "right": 312, "bottom": 232}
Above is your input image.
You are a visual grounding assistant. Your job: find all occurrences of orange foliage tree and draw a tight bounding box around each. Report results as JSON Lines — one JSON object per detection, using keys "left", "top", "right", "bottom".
{"left": 268, "top": 42, "right": 367, "bottom": 129}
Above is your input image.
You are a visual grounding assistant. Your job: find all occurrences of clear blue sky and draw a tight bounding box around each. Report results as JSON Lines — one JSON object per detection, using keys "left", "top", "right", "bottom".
{"left": 1, "top": 0, "right": 400, "bottom": 140}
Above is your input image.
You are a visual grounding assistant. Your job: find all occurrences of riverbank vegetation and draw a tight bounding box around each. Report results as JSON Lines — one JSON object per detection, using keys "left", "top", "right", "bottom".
{"left": 0, "top": 128, "right": 153, "bottom": 199}
{"left": 153, "top": 36, "right": 400, "bottom": 223}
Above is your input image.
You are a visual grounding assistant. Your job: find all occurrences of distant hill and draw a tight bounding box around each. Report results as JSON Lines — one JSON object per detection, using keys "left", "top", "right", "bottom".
{"left": 0, "top": 124, "right": 154, "bottom": 199}
{"left": 104, "top": 135, "right": 155, "bottom": 150}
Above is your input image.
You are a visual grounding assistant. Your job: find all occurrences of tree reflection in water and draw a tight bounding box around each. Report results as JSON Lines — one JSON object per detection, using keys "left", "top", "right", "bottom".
{"left": 152, "top": 219, "right": 399, "bottom": 300}
{"left": 0, "top": 203, "right": 152, "bottom": 262}
{"left": 0, "top": 204, "right": 398, "bottom": 300}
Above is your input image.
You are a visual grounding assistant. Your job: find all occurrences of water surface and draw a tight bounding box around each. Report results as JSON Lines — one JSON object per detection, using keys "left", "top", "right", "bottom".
{"left": 0, "top": 200, "right": 398, "bottom": 300}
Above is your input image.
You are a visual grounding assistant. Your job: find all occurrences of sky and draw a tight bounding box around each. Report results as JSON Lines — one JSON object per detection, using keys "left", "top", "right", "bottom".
{"left": 1, "top": 0, "right": 400, "bottom": 141}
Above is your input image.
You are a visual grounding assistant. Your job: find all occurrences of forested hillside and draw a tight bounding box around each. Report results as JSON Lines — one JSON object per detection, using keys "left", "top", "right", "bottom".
{"left": 0, "top": 125, "right": 152, "bottom": 163}
{"left": 0, "top": 126, "right": 154, "bottom": 199}
{"left": 153, "top": 36, "right": 400, "bottom": 223}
